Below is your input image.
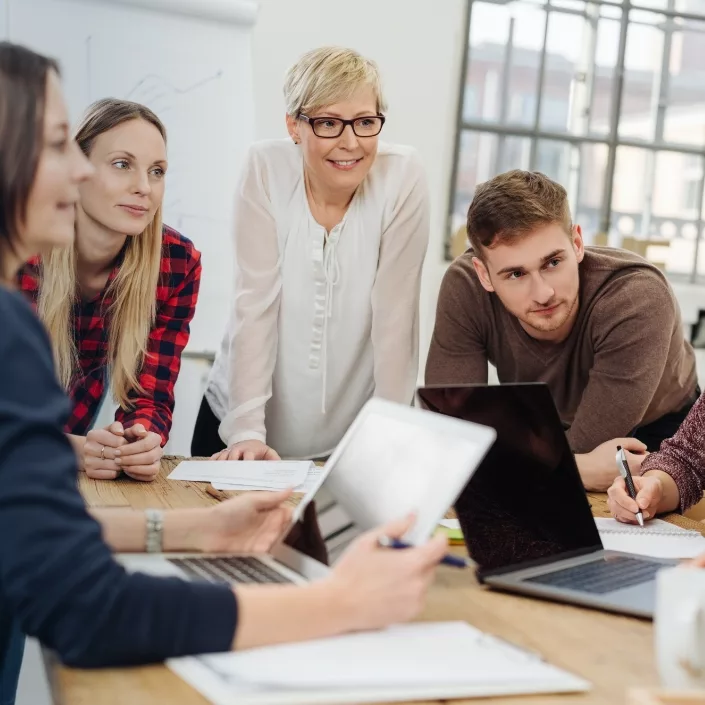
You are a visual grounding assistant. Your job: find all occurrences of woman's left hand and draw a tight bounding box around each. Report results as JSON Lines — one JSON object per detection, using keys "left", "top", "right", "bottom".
{"left": 198, "top": 490, "right": 294, "bottom": 554}
{"left": 117, "top": 423, "right": 163, "bottom": 481}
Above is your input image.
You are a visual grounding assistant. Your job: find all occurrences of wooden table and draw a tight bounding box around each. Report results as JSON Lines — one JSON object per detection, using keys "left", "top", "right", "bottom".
{"left": 50, "top": 458, "right": 705, "bottom": 705}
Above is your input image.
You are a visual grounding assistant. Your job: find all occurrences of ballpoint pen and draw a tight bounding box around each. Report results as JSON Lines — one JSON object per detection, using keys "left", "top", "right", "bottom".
{"left": 615, "top": 445, "right": 644, "bottom": 527}
{"left": 376, "top": 535, "right": 471, "bottom": 568}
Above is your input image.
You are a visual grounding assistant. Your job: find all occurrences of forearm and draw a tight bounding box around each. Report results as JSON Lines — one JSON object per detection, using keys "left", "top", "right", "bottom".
{"left": 90, "top": 507, "right": 210, "bottom": 553}
{"left": 218, "top": 392, "right": 271, "bottom": 446}
{"left": 372, "top": 335, "right": 419, "bottom": 404}
{"left": 642, "top": 470, "right": 681, "bottom": 515}
{"left": 234, "top": 579, "right": 353, "bottom": 650}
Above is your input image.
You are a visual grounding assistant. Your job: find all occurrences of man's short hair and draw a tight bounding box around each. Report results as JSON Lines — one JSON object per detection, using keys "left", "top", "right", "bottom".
{"left": 466, "top": 170, "right": 573, "bottom": 257}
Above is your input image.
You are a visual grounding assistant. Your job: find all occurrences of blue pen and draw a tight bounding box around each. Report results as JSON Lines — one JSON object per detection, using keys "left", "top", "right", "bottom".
{"left": 376, "top": 535, "right": 471, "bottom": 569}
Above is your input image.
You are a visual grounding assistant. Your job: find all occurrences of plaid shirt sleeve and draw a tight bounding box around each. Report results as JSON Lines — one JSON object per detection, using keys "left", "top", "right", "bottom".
{"left": 17, "top": 258, "right": 41, "bottom": 306}
{"left": 115, "top": 232, "right": 201, "bottom": 445}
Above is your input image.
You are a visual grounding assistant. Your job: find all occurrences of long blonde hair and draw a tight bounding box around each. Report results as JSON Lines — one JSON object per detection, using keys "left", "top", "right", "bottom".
{"left": 37, "top": 98, "right": 166, "bottom": 409}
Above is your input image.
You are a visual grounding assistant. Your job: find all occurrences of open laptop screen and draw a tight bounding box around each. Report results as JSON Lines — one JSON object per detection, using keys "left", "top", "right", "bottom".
{"left": 280, "top": 399, "right": 496, "bottom": 568}
{"left": 417, "top": 384, "right": 602, "bottom": 574}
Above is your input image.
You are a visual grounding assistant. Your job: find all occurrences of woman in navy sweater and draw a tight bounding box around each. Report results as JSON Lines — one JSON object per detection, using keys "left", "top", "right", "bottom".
{"left": 0, "top": 42, "right": 446, "bottom": 704}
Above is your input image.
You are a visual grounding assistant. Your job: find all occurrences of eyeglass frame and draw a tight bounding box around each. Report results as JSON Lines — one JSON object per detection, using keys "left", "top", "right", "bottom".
{"left": 298, "top": 113, "right": 386, "bottom": 139}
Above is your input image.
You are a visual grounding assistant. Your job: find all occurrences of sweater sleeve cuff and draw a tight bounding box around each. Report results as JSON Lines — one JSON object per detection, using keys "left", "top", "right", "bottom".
{"left": 640, "top": 456, "right": 693, "bottom": 515}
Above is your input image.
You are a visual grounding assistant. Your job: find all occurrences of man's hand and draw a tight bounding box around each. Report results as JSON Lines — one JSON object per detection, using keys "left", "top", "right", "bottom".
{"left": 211, "top": 440, "right": 281, "bottom": 461}
{"left": 118, "top": 423, "right": 163, "bottom": 481}
{"left": 197, "top": 490, "right": 293, "bottom": 553}
{"left": 576, "top": 437, "right": 648, "bottom": 491}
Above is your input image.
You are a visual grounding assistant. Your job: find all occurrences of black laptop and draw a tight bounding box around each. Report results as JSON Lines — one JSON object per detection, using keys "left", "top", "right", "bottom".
{"left": 417, "top": 383, "right": 675, "bottom": 619}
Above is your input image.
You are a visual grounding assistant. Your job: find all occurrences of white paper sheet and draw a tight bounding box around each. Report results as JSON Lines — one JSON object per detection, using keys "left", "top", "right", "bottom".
{"left": 212, "top": 464, "right": 324, "bottom": 494}
{"left": 167, "top": 621, "right": 590, "bottom": 705}
{"left": 595, "top": 518, "right": 705, "bottom": 559}
{"left": 439, "top": 518, "right": 460, "bottom": 529}
{"left": 167, "top": 461, "right": 312, "bottom": 490}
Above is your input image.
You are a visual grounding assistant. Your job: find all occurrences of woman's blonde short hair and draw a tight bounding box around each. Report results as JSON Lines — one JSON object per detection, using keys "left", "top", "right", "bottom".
{"left": 283, "top": 46, "right": 387, "bottom": 117}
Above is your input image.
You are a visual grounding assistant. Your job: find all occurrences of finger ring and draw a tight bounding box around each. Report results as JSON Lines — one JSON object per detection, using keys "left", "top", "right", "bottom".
{"left": 100, "top": 446, "right": 106, "bottom": 461}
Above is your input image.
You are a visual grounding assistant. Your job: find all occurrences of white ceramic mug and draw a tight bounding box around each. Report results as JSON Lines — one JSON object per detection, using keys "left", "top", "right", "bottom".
{"left": 655, "top": 565, "right": 705, "bottom": 689}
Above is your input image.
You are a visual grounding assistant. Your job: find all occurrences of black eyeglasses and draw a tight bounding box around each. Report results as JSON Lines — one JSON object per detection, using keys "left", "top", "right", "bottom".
{"left": 299, "top": 114, "right": 386, "bottom": 138}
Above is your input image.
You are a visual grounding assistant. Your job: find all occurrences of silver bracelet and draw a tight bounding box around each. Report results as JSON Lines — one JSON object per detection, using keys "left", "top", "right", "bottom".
{"left": 145, "top": 509, "right": 164, "bottom": 553}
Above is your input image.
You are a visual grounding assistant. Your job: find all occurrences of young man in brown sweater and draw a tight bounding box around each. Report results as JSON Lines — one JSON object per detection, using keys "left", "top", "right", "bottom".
{"left": 426, "top": 170, "right": 698, "bottom": 491}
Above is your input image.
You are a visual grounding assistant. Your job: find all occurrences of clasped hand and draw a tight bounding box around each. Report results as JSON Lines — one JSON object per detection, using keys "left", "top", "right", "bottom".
{"left": 83, "top": 421, "right": 163, "bottom": 481}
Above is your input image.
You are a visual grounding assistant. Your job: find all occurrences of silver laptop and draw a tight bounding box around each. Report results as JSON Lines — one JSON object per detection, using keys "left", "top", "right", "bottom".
{"left": 120, "top": 398, "right": 496, "bottom": 585}
{"left": 417, "top": 383, "right": 676, "bottom": 620}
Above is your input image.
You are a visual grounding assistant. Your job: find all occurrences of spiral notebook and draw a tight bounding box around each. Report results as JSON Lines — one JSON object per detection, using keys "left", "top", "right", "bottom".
{"left": 595, "top": 518, "right": 705, "bottom": 559}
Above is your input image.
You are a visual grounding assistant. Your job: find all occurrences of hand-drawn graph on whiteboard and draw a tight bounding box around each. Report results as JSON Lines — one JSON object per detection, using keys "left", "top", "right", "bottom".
{"left": 0, "top": 1, "right": 8, "bottom": 39}
{"left": 84, "top": 28, "right": 252, "bottom": 352}
{"left": 8, "top": 0, "right": 257, "bottom": 353}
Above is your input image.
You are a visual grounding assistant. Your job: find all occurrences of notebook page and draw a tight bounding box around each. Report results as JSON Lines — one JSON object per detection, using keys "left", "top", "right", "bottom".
{"left": 168, "top": 622, "right": 590, "bottom": 703}
{"left": 595, "top": 518, "right": 705, "bottom": 558}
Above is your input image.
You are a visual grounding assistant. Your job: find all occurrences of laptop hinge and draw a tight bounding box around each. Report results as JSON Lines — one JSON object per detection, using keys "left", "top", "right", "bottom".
{"left": 476, "top": 544, "right": 603, "bottom": 583}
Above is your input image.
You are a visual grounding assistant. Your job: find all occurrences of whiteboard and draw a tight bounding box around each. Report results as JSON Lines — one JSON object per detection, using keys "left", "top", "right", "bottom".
{"left": 7, "top": 0, "right": 257, "bottom": 354}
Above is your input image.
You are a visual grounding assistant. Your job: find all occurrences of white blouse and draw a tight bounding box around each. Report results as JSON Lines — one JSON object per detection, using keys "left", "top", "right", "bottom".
{"left": 206, "top": 139, "right": 430, "bottom": 459}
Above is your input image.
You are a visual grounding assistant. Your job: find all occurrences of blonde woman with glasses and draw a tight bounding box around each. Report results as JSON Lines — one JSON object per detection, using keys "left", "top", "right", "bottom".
{"left": 196, "top": 46, "right": 430, "bottom": 461}
{"left": 19, "top": 99, "right": 201, "bottom": 481}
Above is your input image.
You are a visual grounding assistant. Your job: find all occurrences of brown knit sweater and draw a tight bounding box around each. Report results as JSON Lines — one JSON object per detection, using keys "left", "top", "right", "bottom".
{"left": 641, "top": 392, "right": 705, "bottom": 512}
{"left": 426, "top": 247, "right": 698, "bottom": 454}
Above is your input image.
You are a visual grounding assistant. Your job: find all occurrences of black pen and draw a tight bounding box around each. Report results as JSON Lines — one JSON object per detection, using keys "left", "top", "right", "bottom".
{"left": 615, "top": 445, "right": 644, "bottom": 527}
{"left": 376, "top": 535, "right": 471, "bottom": 568}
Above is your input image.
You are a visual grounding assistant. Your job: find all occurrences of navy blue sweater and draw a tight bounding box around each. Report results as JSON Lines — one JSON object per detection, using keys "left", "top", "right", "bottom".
{"left": 0, "top": 287, "right": 237, "bottom": 667}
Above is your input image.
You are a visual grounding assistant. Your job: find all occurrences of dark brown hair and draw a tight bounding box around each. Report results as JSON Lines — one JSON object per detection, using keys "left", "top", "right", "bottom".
{"left": 0, "top": 42, "right": 59, "bottom": 269}
{"left": 466, "top": 170, "right": 572, "bottom": 257}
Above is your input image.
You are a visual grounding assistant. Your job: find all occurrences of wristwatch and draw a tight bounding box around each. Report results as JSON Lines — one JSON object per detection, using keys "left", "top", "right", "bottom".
{"left": 145, "top": 509, "right": 164, "bottom": 553}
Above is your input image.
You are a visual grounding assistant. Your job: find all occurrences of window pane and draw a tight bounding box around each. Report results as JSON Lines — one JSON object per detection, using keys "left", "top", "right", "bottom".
{"left": 676, "top": 0, "right": 705, "bottom": 13}
{"left": 631, "top": 0, "right": 671, "bottom": 11}
{"left": 535, "top": 139, "right": 572, "bottom": 183}
{"left": 451, "top": 131, "right": 498, "bottom": 233}
{"left": 451, "top": 131, "right": 533, "bottom": 233}
{"left": 611, "top": 147, "right": 702, "bottom": 277}
{"left": 497, "top": 135, "right": 532, "bottom": 173}
{"left": 466, "top": 1, "right": 547, "bottom": 127}
{"left": 539, "top": 12, "right": 587, "bottom": 133}
{"left": 466, "top": 3, "right": 509, "bottom": 123}
{"left": 575, "top": 143, "right": 609, "bottom": 244}
{"left": 589, "top": 18, "right": 621, "bottom": 135}
{"left": 663, "top": 19, "right": 705, "bottom": 147}
{"left": 619, "top": 17, "right": 664, "bottom": 141}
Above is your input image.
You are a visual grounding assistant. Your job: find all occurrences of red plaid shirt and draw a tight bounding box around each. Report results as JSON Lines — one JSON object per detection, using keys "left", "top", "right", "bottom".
{"left": 18, "top": 226, "right": 201, "bottom": 445}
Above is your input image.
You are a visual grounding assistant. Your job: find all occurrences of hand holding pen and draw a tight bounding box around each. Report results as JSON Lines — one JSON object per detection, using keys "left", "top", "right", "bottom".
{"left": 614, "top": 445, "right": 644, "bottom": 526}
{"left": 377, "top": 535, "right": 471, "bottom": 568}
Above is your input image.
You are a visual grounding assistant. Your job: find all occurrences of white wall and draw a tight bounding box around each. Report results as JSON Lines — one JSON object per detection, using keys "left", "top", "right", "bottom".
{"left": 250, "top": 0, "right": 466, "bottom": 370}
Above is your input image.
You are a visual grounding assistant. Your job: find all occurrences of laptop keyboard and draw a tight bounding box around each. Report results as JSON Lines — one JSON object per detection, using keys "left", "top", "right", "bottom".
{"left": 524, "top": 555, "right": 663, "bottom": 594}
{"left": 169, "top": 556, "right": 293, "bottom": 584}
